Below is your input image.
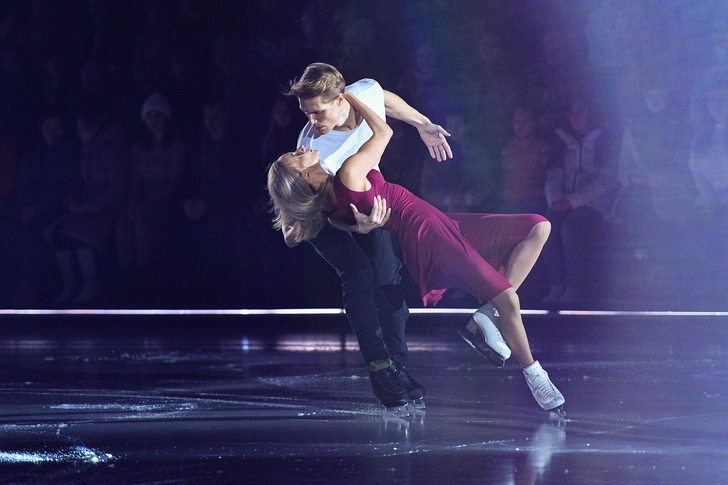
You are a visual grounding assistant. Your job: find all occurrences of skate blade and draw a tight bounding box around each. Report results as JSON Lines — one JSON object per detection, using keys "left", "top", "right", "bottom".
{"left": 458, "top": 329, "right": 506, "bottom": 367}
{"left": 547, "top": 404, "right": 567, "bottom": 416}
{"left": 409, "top": 398, "right": 425, "bottom": 410}
{"left": 382, "top": 404, "right": 410, "bottom": 417}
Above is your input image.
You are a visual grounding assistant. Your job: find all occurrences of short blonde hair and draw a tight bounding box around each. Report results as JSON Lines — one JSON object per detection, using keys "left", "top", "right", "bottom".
{"left": 267, "top": 157, "right": 332, "bottom": 243}
{"left": 287, "top": 62, "right": 345, "bottom": 103}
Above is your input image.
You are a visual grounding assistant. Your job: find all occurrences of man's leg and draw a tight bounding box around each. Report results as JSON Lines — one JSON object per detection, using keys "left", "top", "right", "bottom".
{"left": 308, "top": 224, "right": 410, "bottom": 409}
{"left": 353, "top": 229, "right": 409, "bottom": 367}
{"left": 308, "top": 224, "right": 391, "bottom": 369}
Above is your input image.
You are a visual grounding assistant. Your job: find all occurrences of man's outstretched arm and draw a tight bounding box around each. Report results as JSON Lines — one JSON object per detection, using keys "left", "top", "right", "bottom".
{"left": 383, "top": 90, "right": 453, "bottom": 162}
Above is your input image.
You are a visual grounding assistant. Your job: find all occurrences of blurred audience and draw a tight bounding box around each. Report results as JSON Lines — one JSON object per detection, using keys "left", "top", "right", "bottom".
{"left": 688, "top": 80, "right": 728, "bottom": 285}
{"left": 0, "top": 1, "right": 724, "bottom": 309}
{"left": 542, "top": 98, "right": 619, "bottom": 305}
{"left": 115, "top": 92, "right": 185, "bottom": 305}
{"left": 174, "top": 96, "right": 245, "bottom": 306}
{"left": 45, "top": 105, "right": 127, "bottom": 304}
{"left": 3, "top": 112, "right": 80, "bottom": 305}
{"left": 0, "top": 114, "right": 19, "bottom": 299}
{"left": 497, "top": 105, "right": 551, "bottom": 215}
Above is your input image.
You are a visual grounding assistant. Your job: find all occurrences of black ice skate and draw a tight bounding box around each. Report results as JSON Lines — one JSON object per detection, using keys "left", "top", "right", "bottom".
{"left": 458, "top": 328, "right": 507, "bottom": 367}
{"left": 369, "top": 367, "right": 409, "bottom": 413}
{"left": 391, "top": 363, "right": 426, "bottom": 409}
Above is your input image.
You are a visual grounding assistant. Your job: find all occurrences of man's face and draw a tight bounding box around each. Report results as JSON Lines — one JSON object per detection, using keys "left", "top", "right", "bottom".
{"left": 298, "top": 95, "right": 343, "bottom": 136}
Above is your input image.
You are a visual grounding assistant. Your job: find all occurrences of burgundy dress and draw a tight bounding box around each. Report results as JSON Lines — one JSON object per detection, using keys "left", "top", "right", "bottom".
{"left": 328, "top": 170, "right": 546, "bottom": 307}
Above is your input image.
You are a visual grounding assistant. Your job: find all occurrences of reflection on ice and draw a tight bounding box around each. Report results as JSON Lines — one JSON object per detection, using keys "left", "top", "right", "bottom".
{"left": 275, "top": 333, "right": 358, "bottom": 352}
{"left": 528, "top": 420, "right": 566, "bottom": 476}
{"left": 381, "top": 408, "right": 426, "bottom": 443}
{"left": 0, "top": 445, "right": 113, "bottom": 464}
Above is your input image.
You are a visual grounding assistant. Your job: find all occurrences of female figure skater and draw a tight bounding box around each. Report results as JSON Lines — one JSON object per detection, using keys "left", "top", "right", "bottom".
{"left": 267, "top": 91, "right": 565, "bottom": 412}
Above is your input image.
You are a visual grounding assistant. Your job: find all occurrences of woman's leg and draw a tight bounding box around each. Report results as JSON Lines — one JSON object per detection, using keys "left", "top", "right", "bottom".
{"left": 488, "top": 288, "right": 534, "bottom": 367}
{"left": 503, "top": 221, "right": 550, "bottom": 291}
{"left": 489, "top": 288, "right": 565, "bottom": 410}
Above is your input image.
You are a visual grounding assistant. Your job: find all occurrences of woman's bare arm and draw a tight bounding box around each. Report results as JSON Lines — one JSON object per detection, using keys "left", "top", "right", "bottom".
{"left": 337, "top": 91, "right": 393, "bottom": 191}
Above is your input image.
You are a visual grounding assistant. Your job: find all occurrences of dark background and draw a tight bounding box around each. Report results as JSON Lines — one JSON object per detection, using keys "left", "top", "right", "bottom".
{"left": 0, "top": 0, "right": 725, "bottom": 311}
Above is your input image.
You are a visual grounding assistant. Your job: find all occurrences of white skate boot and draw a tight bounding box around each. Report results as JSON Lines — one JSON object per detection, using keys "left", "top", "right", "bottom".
{"left": 523, "top": 361, "right": 565, "bottom": 411}
{"left": 458, "top": 303, "right": 511, "bottom": 367}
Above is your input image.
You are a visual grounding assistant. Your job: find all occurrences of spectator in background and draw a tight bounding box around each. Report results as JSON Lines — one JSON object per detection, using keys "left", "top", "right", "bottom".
{"left": 542, "top": 97, "right": 618, "bottom": 305}
{"left": 78, "top": 59, "right": 132, "bottom": 129}
{"left": 419, "top": 113, "right": 494, "bottom": 214}
{"left": 45, "top": 105, "right": 127, "bottom": 305}
{"left": 85, "top": 0, "right": 133, "bottom": 71}
{"left": 0, "top": 114, "right": 19, "bottom": 300}
{"left": 255, "top": 94, "right": 307, "bottom": 307}
{"left": 532, "top": 28, "right": 592, "bottom": 137}
{"left": 39, "top": 51, "right": 83, "bottom": 116}
{"left": 132, "top": 0, "right": 177, "bottom": 95}
{"left": 260, "top": 95, "right": 302, "bottom": 167}
{"left": 688, "top": 81, "right": 728, "bottom": 284}
{"left": 4, "top": 112, "right": 80, "bottom": 305}
{"left": 0, "top": 47, "right": 42, "bottom": 147}
{"left": 689, "top": 81, "right": 728, "bottom": 218}
{"left": 498, "top": 105, "right": 550, "bottom": 215}
{"left": 471, "top": 29, "right": 520, "bottom": 164}
{"left": 163, "top": 42, "right": 206, "bottom": 140}
{"left": 614, "top": 82, "right": 694, "bottom": 226}
{"left": 115, "top": 92, "right": 185, "bottom": 305}
{"left": 610, "top": 79, "right": 695, "bottom": 303}
{"left": 176, "top": 96, "right": 244, "bottom": 306}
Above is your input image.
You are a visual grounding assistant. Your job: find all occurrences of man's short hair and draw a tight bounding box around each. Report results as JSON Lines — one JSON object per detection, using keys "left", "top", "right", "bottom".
{"left": 286, "top": 62, "right": 345, "bottom": 102}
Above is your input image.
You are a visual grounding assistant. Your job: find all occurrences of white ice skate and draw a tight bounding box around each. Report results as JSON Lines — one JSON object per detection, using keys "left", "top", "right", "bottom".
{"left": 523, "top": 361, "right": 565, "bottom": 411}
{"left": 459, "top": 303, "right": 511, "bottom": 367}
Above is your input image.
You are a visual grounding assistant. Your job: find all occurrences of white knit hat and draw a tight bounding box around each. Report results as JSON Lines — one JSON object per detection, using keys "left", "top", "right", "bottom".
{"left": 141, "top": 92, "right": 172, "bottom": 120}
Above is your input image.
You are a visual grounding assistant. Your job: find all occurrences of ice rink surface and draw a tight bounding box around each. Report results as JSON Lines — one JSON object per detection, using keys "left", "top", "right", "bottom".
{"left": 0, "top": 312, "right": 726, "bottom": 484}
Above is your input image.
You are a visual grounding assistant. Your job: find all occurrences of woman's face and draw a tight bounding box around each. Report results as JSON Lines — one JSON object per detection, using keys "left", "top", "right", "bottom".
{"left": 280, "top": 146, "right": 320, "bottom": 172}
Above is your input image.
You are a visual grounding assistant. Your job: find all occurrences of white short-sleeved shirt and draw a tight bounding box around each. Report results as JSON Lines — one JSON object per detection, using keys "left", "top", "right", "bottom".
{"left": 296, "top": 79, "right": 385, "bottom": 176}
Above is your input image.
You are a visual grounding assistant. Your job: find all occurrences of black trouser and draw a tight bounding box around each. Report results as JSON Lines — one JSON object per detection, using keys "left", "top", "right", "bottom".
{"left": 308, "top": 224, "right": 409, "bottom": 371}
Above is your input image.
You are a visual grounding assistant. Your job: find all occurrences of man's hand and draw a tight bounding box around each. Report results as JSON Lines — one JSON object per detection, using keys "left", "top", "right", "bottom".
{"left": 329, "top": 195, "right": 391, "bottom": 234}
{"left": 418, "top": 123, "right": 452, "bottom": 162}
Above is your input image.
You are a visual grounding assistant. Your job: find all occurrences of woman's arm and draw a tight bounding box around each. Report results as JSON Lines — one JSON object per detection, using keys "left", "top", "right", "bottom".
{"left": 338, "top": 91, "right": 393, "bottom": 191}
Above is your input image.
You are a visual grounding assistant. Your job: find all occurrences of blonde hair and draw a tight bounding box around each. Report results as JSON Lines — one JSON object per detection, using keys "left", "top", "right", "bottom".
{"left": 287, "top": 62, "right": 345, "bottom": 103}
{"left": 267, "top": 157, "right": 332, "bottom": 243}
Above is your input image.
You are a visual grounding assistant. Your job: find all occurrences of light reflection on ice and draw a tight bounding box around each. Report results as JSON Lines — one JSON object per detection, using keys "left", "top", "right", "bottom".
{"left": 274, "top": 334, "right": 455, "bottom": 352}
{"left": 0, "top": 445, "right": 113, "bottom": 464}
{"left": 275, "top": 334, "right": 358, "bottom": 352}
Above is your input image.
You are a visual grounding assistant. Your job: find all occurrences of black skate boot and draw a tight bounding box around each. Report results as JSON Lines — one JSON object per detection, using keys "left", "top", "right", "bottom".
{"left": 369, "top": 367, "right": 409, "bottom": 413}
{"left": 391, "top": 363, "right": 426, "bottom": 409}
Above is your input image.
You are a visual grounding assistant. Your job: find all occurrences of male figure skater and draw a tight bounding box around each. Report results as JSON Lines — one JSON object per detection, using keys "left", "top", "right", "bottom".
{"left": 284, "top": 63, "right": 452, "bottom": 410}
